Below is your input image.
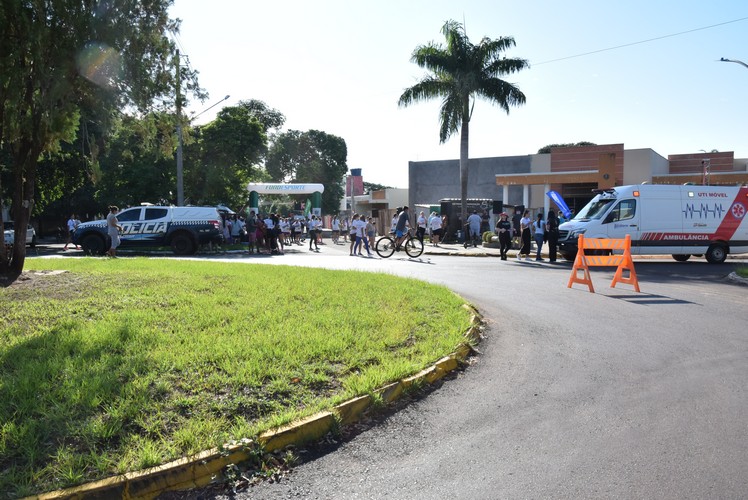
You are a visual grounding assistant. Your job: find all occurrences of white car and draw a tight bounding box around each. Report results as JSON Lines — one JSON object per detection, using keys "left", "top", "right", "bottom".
{"left": 3, "top": 222, "right": 37, "bottom": 248}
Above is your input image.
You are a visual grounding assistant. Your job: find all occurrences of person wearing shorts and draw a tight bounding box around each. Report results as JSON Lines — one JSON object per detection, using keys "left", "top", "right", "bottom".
{"left": 394, "top": 206, "right": 410, "bottom": 248}
{"left": 106, "top": 205, "right": 122, "bottom": 257}
{"left": 429, "top": 211, "right": 443, "bottom": 246}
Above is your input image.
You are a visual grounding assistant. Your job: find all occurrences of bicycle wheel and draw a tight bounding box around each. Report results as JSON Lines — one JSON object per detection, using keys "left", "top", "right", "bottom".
{"left": 404, "top": 236, "right": 424, "bottom": 258}
{"left": 375, "top": 236, "right": 396, "bottom": 258}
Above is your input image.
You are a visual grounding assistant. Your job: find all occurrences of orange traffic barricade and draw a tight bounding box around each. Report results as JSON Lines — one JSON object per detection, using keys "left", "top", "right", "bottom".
{"left": 567, "top": 234, "right": 640, "bottom": 293}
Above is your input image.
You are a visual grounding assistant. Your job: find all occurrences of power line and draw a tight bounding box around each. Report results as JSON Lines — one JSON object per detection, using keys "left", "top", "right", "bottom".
{"left": 533, "top": 15, "right": 748, "bottom": 66}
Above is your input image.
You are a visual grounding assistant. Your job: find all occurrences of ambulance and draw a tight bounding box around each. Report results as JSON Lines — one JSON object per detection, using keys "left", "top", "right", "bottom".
{"left": 557, "top": 184, "right": 748, "bottom": 263}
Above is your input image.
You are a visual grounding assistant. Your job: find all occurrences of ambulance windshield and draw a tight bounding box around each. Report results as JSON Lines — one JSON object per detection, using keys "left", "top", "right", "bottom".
{"left": 575, "top": 198, "right": 616, "bottom": 221}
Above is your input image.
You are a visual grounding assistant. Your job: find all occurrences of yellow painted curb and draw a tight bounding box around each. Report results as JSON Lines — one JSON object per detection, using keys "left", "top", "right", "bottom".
{"left": 30, "top": 306, "right": 483, "bottom": 500}
{"left": 336, "top": 394, "right": 373, "bottom": 425}
{"left": 377, "top": 381, "right": 404, "bottom": 404}
{"left": 259, "top": 411, "right": 336, "bottom": 452}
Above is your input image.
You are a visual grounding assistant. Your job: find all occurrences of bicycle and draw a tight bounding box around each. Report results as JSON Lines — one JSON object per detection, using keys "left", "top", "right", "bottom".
{"left": 375, "top": 229, "right": 424, "bottom": 258}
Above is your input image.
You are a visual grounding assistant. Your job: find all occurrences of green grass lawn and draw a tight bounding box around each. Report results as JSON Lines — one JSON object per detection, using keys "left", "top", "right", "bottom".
{"left": 737, "top": 266, "right": 748, "bottom": 278}
{"left": 0, "top": 258, "right": 473, "bottom": 497}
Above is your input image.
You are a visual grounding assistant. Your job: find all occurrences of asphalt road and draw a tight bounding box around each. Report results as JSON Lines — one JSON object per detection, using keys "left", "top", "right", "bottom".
{"left": 36, "top": 241, "right": 748, "bottom": 499}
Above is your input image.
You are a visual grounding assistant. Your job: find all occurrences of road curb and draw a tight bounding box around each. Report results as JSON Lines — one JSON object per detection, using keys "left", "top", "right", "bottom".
{"left": 727, "top": 271, "right": 748, "bottom": 286}
{"left": 31, "top": 305, "right": 482, "bottom": 500}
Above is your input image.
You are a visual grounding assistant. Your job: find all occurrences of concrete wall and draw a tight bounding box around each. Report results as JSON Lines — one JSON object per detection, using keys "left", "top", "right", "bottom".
{"left": 530, "top": 153, "right": 551, "bottom": 210}
{"left": 408, "top": 155, "right": 532, "bottom": 211}
{"left": 624, "top": 148, "right": 668, "bottom": 184}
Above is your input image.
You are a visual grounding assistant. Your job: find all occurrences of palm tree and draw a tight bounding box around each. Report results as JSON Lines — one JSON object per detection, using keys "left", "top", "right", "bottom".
{"left": 399, "top": 20, "right": 529, "bottom": 230}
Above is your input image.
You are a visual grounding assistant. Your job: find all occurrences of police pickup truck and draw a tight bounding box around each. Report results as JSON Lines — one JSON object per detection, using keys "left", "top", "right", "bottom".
{"left": 73, "top": 205, "right": 223, "bottom": 255}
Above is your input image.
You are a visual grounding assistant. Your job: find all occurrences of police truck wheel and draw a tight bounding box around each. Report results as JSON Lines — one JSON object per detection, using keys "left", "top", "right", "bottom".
{"left": 672, "top": 254, "right": 690, "bottom": 262}
{"left": 170, "top": 234, "right": 196, "bottom": 255}
{"left": 81, "top": 234, "right": 106, "bottom": 255}
{"left": 705, "top": 243, "right": 727, "bottom": 264}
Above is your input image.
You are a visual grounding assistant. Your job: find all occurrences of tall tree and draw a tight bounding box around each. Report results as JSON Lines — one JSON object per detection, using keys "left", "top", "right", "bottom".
{"left": 185, "top": 105, "right": 267, "bottom": 207}
{"left": 0, "top": 0, "right": 202, "bottom": 275}
{"left": 95, "top": 113, "right": 178, "bottom": 207}
{"left": 238, "top": 99, "right": 286, "bottom": 134}
{"left": 266, "top": 130, "right": 348, "bottom": 214}
{"left": 399, "top": 20, "right": 528, "bottom": 227}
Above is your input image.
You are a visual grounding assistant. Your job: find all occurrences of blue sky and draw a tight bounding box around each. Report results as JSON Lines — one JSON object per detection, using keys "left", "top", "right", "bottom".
{"left": 168, "top": 0, "right": 748, "bottom": 188}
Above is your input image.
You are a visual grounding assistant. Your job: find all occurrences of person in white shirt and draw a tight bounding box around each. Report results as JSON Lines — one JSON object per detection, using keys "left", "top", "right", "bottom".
{"left": 64, "top": 213, "right": 80, "bottom": 250}
{"left": 331, "top": 216, "right": 340, "bottom": 244}
{"left": 349, "top": 215, "right": 358, "bottom": 254}
{"left": 263, "top": 215, "right": 276, "bottom": 253}
{"left": 352, "top": 214, "right": 372, "bottom": 257}
{"left": 341, "top": 217, "right": 349, "bottom": 243}
{"left": 230, "top": 215, "right": 244, "bottom": 244}
{"left": 518, "top": 210, "right": 532, "bottom": 260}
{"left": 292, "top": 219, "right": 302, "bottom": 245}
{"left": 416, "top": 211, "right": 427, "bottom": 245}
{"left": 428, "top": 212, "right": 443, "bottom": 246}
{"left": 308, "top": 216, "right": 320, "bottom": 251}
{"left": 390, "top": 208, "right": 400, "bottom": 235}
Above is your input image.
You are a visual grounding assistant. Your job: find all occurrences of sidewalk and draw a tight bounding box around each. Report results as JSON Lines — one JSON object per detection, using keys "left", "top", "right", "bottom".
{"left": 422, "top": 241, "right": 555, "bottom": 260}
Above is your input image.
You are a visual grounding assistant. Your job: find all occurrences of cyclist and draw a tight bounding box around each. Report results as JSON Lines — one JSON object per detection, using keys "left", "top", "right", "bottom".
{"left": 394, "top": 205, "right": 410, "bottom": 249}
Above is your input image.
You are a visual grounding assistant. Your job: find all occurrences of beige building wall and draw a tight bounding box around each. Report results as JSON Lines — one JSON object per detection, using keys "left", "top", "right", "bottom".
{"left": 530, "top": 153, "right": 551, "bottom": 210}
{"left": 623, "top": 148, "right": 669, "bottom": 185}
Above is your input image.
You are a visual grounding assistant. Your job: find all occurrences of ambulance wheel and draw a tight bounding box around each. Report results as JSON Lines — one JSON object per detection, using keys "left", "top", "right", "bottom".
{"left": 560, "top": 251, "right": 576, "bottom": 261}
{"left": 672, "top": 254, "right": 690, "bottom": 262}
{"left": 705, "top": 243, "right": 727, "bottom": 264}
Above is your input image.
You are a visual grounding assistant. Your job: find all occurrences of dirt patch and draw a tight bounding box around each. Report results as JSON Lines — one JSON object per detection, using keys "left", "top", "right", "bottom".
{"left": 0, "top": 270, "right": 87, "bottom": 299}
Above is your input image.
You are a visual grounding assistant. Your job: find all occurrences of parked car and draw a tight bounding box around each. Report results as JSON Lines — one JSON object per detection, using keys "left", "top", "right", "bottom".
{"left": 72, "top": 205, "right": 224, "bottom": 255}
{"left": 3, "top": 222, "right": 37, "bottom": 248}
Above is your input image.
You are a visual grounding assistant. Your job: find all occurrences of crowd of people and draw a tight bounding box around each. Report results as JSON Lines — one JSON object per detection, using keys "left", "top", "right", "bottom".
{"left": 220, "top": 211, "right": 328, "bottom": 255}
{"left": 513, "top": 208, "right": 560, "bottom": 262}
{"left": 68, "top": 204, "right": 569, "bottom": 259}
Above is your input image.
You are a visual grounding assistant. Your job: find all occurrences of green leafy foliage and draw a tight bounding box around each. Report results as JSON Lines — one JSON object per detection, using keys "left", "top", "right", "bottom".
{"left": 399, "top": 20, "right": 528, "bottom": 228}
{"left": 266, "top": 130, "right": 348, "bottom": 214}
{"left": 0, "top": 0, "right": 204, "bottom": 273}
{"left": 537, "top": 142, "right": 597, "bottom": 154}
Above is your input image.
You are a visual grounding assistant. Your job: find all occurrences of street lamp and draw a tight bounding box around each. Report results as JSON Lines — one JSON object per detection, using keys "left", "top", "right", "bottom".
{"left": 175, "top": 94, "right": 231, "bottom": 206}
{"left": 719, "top": 57, "right": 748, "bottom": 70}
{"left": 192, "top": 95, "right": 230, "bottom": 120}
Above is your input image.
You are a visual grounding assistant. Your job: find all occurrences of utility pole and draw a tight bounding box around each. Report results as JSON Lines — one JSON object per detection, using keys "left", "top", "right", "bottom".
{"left": 176, "top": 50, "right": 184, "bottom": 206}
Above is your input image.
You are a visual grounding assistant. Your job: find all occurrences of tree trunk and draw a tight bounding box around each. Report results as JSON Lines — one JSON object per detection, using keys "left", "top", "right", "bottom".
{"left": 9, "top": 138, "right": 39, "bottom": 275}
{"left": 0, "top": 180, "right": 7, "bottom": 276}
{"left": 459, "top": 117, "right": 470, "bottom": 236}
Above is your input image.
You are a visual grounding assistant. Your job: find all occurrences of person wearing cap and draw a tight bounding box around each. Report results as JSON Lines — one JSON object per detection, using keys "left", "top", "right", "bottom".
{"left": 394, "top": 205, "right": 410, "bottom": 248}
{"left": 495, "top": 212, "right": 512, "bottom": 260}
